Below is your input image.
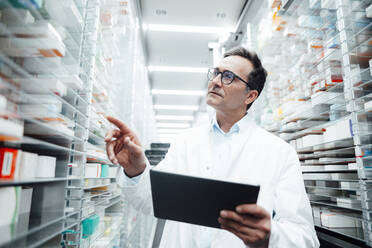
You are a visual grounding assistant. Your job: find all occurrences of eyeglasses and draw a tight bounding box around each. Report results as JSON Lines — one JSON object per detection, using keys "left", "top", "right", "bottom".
{"left": 207, "top": 68, "right": 253, "bottom": 89}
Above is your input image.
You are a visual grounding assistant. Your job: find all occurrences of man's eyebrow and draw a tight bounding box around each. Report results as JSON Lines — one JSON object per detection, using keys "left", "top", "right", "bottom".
{"left": 214, "top": 67, "right": 226, "bottom": 71}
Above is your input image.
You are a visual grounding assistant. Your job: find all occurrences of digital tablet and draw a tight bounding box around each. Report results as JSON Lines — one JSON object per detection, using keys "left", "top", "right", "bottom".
{"left": 150, "top": 169, "right": 260, "bottom": 228}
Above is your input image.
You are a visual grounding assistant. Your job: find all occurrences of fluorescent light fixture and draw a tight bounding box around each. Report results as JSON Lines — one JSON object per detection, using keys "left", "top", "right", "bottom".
{"left": 157, "top": 129, "right": 184, "bottom": 134}
{"left": 143, "top": 24, "right": 234, "bottom": 34}
{"left": 151, "top": 89, "right": 206, "bottom": 96}
{"left": 155, "top": 115, "right": 194, "bottom": 121}
{"left": 148, "top": 65, "right": 208, "bottom": 73}
{"left": 153, "top": 105, "right": 199, "bottom": 111}
{"left": 158, "top": 133, "right": 177, "bottom": 138}
{"left": 157, "top": 123, "right": 191, "bottom": 128}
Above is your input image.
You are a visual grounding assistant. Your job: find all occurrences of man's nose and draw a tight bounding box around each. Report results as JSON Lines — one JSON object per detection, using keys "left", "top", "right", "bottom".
{"left": 211, "top": 74, "right": 222, "bottom": 87}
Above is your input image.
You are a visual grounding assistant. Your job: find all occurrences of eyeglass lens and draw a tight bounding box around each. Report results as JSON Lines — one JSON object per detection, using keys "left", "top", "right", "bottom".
{"left": 208, "top": 69, "right": 234, "bottom": 85}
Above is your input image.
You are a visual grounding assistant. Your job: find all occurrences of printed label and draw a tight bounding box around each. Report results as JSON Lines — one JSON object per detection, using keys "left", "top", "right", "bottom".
{"left": 2, "top": 152, "right": 13, "bottom": 176}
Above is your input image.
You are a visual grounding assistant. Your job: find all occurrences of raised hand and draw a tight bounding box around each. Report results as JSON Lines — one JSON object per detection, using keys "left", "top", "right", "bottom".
{"left": 105, "top": 116, "right": 146, "bottom": 177}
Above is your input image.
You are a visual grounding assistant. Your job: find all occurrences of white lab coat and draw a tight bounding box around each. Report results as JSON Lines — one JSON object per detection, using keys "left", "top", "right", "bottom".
{"left": 117, "top": 119, "right": 320, "bottom": 248}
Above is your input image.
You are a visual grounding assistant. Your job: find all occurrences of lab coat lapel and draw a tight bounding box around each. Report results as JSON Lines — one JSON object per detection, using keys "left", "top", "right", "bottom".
{"left": 226, "top": 123, "right": 256, "bottom": 177}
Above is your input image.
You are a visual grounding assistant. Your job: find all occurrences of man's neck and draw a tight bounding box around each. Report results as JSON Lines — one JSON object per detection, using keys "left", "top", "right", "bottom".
{"left": 216, "top": 110, "right": 247, "bottom": 133}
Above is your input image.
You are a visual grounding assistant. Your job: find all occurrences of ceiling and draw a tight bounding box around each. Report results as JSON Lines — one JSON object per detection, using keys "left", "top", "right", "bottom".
{"left": 139, "top": 0, "right": 247, "bottom": 141}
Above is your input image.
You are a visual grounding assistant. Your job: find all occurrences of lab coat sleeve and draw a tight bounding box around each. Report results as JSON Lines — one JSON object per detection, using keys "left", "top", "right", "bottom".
{"left": 268, "top": 147, "right": 320, "bottom": 248}
{"left": 115, "top": 136, "right": 182, "bottom": 216}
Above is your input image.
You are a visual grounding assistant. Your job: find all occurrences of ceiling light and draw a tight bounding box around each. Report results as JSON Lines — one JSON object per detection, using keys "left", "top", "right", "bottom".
{"left": 153, "top": 105, "right": 199, "bottom": 111}
{"left": 157, "top": 123, "right": 191, "bottom": 128}
{"left": 151, "top": 89, "right": 206, "bottom": 96}
{"left": 158, "top": 133, "right": 177, "bottom": 137}
{"left": 157, "top": 129, "right": 184, "bottom": 134}
{"left": 148, "top": 65, "right": 207, "bottom": 73}
{"left": 143, "top": 24, "right": 234, "bottom": 34}
{"left": 155, "top": 115, "right": 194, "bottom": 121}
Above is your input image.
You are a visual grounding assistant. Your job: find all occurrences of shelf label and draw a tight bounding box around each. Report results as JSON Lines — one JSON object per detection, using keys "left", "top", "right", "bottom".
{"left": 1, "top": 152, "right": 13, "bottom": 176}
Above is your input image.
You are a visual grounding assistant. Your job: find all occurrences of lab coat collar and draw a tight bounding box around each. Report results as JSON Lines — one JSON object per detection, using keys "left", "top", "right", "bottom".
{"left": 210, "top": 113, "right": 253, "bottom": 135}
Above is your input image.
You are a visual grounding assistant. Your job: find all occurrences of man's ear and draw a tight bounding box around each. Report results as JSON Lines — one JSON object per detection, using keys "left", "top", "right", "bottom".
{"left": 245, "top": 90, "right": 259, "bottom": 105}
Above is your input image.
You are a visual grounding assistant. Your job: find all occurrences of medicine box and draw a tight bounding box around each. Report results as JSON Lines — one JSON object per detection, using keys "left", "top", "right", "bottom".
{"left": 303, "top": 173, "right": 332, "bottom": 180}
{"left": 3, "top": 21, "right": 62, "bottom": 42}
{"left": 324, "top": 165, "right": 348, "bottom": 171}
{"left": 0, "top": 37, "right": 65, "bottom": 58}
{"left": 302, "top": 134, "right": 323, "bottom": 147}
{"left": 17, "top": 151, "right": 38, "bottom": 180}
{"left": 0, "top": 95, "right": 7, "bottom": 110}
{"left": 321, "top": 210, "right": 361, "bottom": 228}
{"left": 57, "top": 75, "right": 83, "bottom": 90}
{"left": 367, "top": 4, "right": 372, "bottom": 18}
{"left": 36, "top": 156, "right": 56, "bottom": 178}
{"left": 311, "top": 91, "right": 344, "bottom": 106}
{"left": 340, "top": 181, "right": 359, "bottom": 188}
{"left": 85, "top": 164, "right": 102, "bottom": 178}
{"left": 44, "top": 0, "right": 83, "bottom": 28}
{"left": 22, "top": 57, "right": 62, "bottom": 73}
{"left": 108, "top": 167, "right": 117, "bottom": 178}
{"left": 17, "top": 77, "right": 67, "bottom": 96}
{"left": 0, "top": 118, "right": 24, "bottom": 139}
{"left": 82, "top": 214, "right": 100, "bottom": 237}
{"left": 0, "top": 186, "right": 21, "bottom": 227}
{"left": 20, "top": 103, "right": 62, "bottom": 119}
{"left": 0, "top": 0, "right": 43, "bottom": 9}
{"left": 25, "top": 122, "right": 74, "bottom": 137}
{"left": 1, "top": 8, "right": 35, "bottom": 25}
{"left": 101, "top": 164, "right": 109, "bottom": 177}
{"left": 331, "top": 173, "right": 358, "bottom": 180}
{"left": 0, "top": 148, "right": 21, "bottom": 179}
{"left": 17, "top": 187, "right": 33, "bottom": 233}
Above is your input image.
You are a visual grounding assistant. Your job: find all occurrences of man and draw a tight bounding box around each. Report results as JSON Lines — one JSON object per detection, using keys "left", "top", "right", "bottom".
{"left": 105, "top": 46, "right": 320, "bottom": 247}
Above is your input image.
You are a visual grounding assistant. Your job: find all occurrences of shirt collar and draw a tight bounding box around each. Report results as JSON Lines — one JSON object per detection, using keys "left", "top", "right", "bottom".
{"left": 210, "top": 113, "right": 252, "bottom": 135}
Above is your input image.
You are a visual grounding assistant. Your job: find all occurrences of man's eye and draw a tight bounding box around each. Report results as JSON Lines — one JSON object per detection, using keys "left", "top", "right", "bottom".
{"left": 224, "top": 72, "right": 234, "bottom": 79}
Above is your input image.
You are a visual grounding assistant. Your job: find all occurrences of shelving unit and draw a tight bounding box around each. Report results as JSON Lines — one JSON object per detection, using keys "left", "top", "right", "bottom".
{"left": 0, "top": 0, "right": 156, "bottom": 247}
{"left": 229, "top": 0, "right": 372, "bottom": 246}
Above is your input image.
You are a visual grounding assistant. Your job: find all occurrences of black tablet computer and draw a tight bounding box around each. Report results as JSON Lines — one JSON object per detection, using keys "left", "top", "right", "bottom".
{"left": 150, "top": 169, "right": 260, "bottom": 229}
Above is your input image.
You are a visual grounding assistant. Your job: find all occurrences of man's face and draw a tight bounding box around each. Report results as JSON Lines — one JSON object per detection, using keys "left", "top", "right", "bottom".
{"left": 206, "top": 55, "right": 254, "bottom": 113}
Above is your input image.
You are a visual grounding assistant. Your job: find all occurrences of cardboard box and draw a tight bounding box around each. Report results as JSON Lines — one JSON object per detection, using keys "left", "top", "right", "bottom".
{"left": 36, "top": 156, "right": 56, "bottom": 178}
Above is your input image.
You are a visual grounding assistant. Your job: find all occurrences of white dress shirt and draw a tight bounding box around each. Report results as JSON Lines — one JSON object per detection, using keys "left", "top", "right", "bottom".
{"left": 116, "top": 114, "right": 320, "bottom": 248}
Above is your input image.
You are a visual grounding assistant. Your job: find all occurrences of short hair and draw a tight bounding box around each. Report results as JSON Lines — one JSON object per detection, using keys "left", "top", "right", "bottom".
{"left": 223, "top": 46, "right": 267, "bottom": 110}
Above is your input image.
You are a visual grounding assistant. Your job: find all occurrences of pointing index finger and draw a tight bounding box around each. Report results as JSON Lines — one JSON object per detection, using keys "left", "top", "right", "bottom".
{"left": 107, "top": 116, "right": 132, "bottom": 135}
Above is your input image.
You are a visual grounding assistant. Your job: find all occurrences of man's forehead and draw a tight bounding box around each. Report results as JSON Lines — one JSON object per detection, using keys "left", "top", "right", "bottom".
{"left": 217, "top": 56, "right": 253, "bottom": 74}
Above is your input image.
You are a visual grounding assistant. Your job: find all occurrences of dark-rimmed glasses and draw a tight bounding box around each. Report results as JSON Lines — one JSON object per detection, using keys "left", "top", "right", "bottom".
{"left": 207, "top": 68, "right": 253, "bottom": 89}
